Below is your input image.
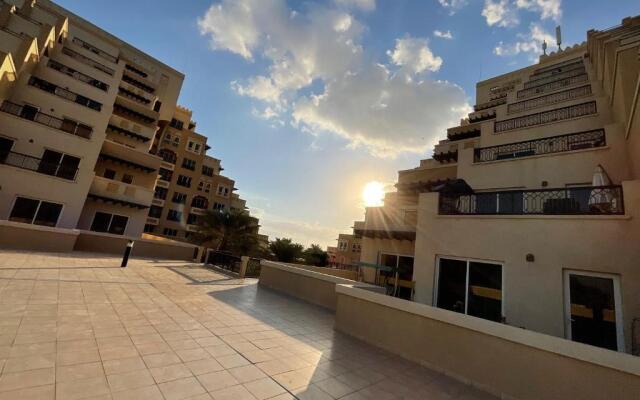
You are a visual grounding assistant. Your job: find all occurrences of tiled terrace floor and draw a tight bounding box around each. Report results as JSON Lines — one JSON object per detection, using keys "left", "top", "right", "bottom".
{"left": 0, "top": 251, "right": 495, "bottom": 400}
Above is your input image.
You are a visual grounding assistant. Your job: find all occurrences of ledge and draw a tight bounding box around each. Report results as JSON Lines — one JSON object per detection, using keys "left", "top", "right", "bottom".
{"left": 436, "top": 213, "right": 631, "bottom": 221}
{"left": 471, "top": 145, "right": 609, "bottom": 166}
{"left": 336, "top": 284, "right": 640, "bottom": 377}
{"left": 261, "top": 260, "right": 378, "bottom": 287}
{"left": 0, "top": 220, "right": 80, "bottom": 235}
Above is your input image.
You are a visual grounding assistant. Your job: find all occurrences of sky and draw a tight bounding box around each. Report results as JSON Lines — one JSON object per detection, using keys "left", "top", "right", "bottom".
{"left": 57, "top": 0, "right": 638, "bottom": 248}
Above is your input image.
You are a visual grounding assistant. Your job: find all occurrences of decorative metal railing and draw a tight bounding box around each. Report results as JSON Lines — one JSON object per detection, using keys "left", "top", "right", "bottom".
{"left": 439, "top": 185, "right": 624, "bottom": 215}
{"left": 72, "top": 37, "right": 118, "bottom": 64}
{"left": 473, "top": 96, "right": 507, "bottom": 112}
{"left": 474, "top": 129, "right": 605, "bottom": 162}
{"left": 206, "top": 251, "right": 242, "bottom": 274}
{"left": 0, "top": 100, "right": 92, "bottom": 139}
{"left": 0, "top": 150, "right": 78, "bottom": 180}
{"left": 62, "top": 47, "right": 115, "bottom": 76}
{"left": 47, "top": 59, "right": 109, "bottom": 91}
{"left": 433, "top": 150, "right": 458, "bottom": 163}
{"left": 494, "top": 101, "right": 597, "bottom": 133}
{"left": 29, "top": 76, "right": 102, "bottom": 111}
{"left": 517, "top": 73, "right": 588, "bottom": 99}
{"left": 508, "top": 85, "right": 592, "bottom": 114}
{"left": 523, "top": 65, "right": 586, "bottom": 89}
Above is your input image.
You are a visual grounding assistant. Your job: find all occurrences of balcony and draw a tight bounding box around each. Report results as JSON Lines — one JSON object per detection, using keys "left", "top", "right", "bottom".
{"left": 494, "top": 101, "right": 597, "bottom": 133}
{"left": 468, "top": 109, "right": 496, "bottom": 123}
{"left": 105, "top": 123, "right": 150, "bottom": 142}
{"left": 28, "top": 76, "right": 102, "bottom": 111}
{"left": 47, "top": 59, "right": 109, "bottom": 91}
{"left": 523, "top": 64, "right": 586, "bottom": 89}
{"left": 125, "top": 63, "right": 148, "bottom": 78}
{"left": 61, "top": 46, "right": 115, "bottom": 76}
{"left": 507, "top": 85, "right": 592, "bottom": 114}
{"left": 529, "top": 59, "right": 584, "bottom": 80}
{"left": 0, "top": 150, "right": 78, "bottom": 181}
{"left": 439, "top": 185, "right": 624, "bottom": 215}
{"left": 89, "top": 176, "right": 153, "bottom": 209}
{"left": 117, "top": 86, "right": 151, "bottom": 105}
{"left": 517, "top": 73, "right": 589, "bottom": 99}
{"left": 433, "top": 150, "right": 458, "bottom": 163}
{"left": 0, "top": 100, "right": 92, "bottom": 139}
{"left": 533, "top": 57, "right": 582, "bottom": 75}
{"left": 99, "top": 140, "right": 160, "bottom": 173}
{"left": 71, "top": 37, "right": 118, "bottom": 64}
{"left": 122, "top": 73, "right": 155, "bottom": 94}
{"left": 473, "top": 96, "right": 507, "bottom": 112}
{"left": 447, "top": 123, "right": 482, "bottom": 141}
{"left": 112, "top": 103, "right": 156, "bottom": 125}
{"left": 474, "top": 129, "right": 606, "bottom": 163}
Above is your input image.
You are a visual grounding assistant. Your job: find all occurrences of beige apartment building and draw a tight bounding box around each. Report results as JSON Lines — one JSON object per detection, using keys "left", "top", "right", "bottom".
{"left": 145, "top": 105, "right": 257, "bottom": 242}
{"left": 331, "top": 222, "right": 363, "bottom": 268}
{"left": 360, "top": 16, "right": 640, "bottom": 354}
{"left": 0, "top": 0, "right": 183, "bottom": 237}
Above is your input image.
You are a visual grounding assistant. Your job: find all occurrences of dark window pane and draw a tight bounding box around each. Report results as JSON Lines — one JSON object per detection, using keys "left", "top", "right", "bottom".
{"left": 57, "top": 155, "right": 80, "bottom": 180}
{"left": 38, "top": 150, "right": 62, "bottom": 176}
{"left": 0, "top": 137, "right": 14, "bottom": 163}
{"left": 33, "top": 201, "right": 62, "bottom": 227}
{"left": 122, "top": 174, "right": 133, "bottom": 184}
{"left": 9, "top": 197, "right": 39, "bottom": 224}
{"left": 467, "top": 262, "right": 502, "bottom": 322}
{"left": 108, "top": 215, "right": 128, "bottom": 235}
{"left": 569, "top": 275, "right": 618, "bottom": 350}
{"left": 90, "top": 212, "right": 111, "bottom": 232}
{"left": 475, "top": 193, "right": 497, "bottom": 214}
{"left": 104, "top": 169, "right": 116, "bottom": 180}
{"left": 498, "top": 192, "right": 523, "bottom": 214}
{"left": 149, "top": 206, "right": 163, "bottom": 218}
{"left": 437, "top": 258, "right": 467, "bottom": 314}
{"left": 20, "top": 105, "right": 38, "bottom": 120}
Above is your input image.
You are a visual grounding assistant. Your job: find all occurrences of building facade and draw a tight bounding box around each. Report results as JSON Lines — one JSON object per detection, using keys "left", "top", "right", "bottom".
{"left": 332, "top": 222, "right": 363, "bottom": 268}
{"left": 360, "top": 16, "right": 640, "bottom": 353}
{"left": 0, "top": 0, "right": 183, "bottom": 237}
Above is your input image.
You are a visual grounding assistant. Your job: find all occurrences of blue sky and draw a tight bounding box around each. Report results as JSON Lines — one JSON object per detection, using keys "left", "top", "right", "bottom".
{"left": 58, "top": 0, "right": 638, "bottom": 247}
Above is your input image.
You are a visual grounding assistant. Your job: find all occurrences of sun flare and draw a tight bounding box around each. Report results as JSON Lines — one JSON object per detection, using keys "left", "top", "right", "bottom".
{"left": 362, "top": 181, "right": 385, "bottom": 207}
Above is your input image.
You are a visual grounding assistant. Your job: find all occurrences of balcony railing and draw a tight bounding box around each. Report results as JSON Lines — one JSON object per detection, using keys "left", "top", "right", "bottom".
{"left": 529, "top": 60, "right": 584, "bottom": 81}
{"left": 533, "top": 57, "right": 582, "bottom": 75}
{"left": 508, "top": 85, "right": 592, "bottom": 114}
{"left": 106, "top": 124, "right": 149, "bottom": 142}
{"left": 474, "top": 129, "right": 606, "bottom": 162}
{"left": 517, "top": 73, "right": 588, "bottom": 99}
{"left": 112, "top": 103, "right": 156, "bottom": 125}
{"left": 523, "top": 65, "right": 586, "bottom": 89}
{"left": 0, "top": 101, "right": 93, "bottom": 139}
{"left": 118, "top": 86, "right": 151, "bottom": 104}
{"left": 125, "top": 64, "right": 148, "bottom": 78}
{"left": 494, "top": 101, "right": 597, "bottom": 133}
{"left": 0, "top": 150, "right": 78, "bottom": 181}
{"left": 473, "top": 96, "right": 507, "bottom": 112}
{"left": 439, "top": 185, "right": 624, "bottom": 215}
{"left": 71, "top": 37, "right": 118, "bottom": 64}
{"left": 29, "top": 76, "right": 102, "bottom": 111}
{"left": 47, "top": 59, "right": 109, "bottom": 91}
{"left": 433, "top": 150, "right": 458, "bottom": 163}
{"left": 62, "top": 47, "right": 115, "bottom": 76}
{"left": 122, "top": 74, "right": 155, "bottom": 94}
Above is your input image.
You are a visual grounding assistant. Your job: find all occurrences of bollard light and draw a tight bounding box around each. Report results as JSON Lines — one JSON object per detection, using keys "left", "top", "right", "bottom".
{"left": 121, "top": 240, "right": 134, "bottom": 268}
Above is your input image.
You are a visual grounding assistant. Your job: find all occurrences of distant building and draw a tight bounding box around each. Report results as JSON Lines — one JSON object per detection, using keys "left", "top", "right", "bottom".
{"left": 332, "top": 221, "right": 363, "bottom": 268}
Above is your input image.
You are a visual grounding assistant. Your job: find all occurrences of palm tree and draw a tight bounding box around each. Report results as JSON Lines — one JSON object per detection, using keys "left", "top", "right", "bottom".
{"left": 195, "top": 209, "right": 259, "bottom": 255}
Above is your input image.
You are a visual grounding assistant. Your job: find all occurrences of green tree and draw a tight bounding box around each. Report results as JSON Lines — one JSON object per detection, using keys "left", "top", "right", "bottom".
{"left": 195, "top": 209, "right": 260, "bottom": 255}
{"left": 302, "top": 244, "right": 328, "bottom": 267}
{"left": 269, "top": 238, "right": 304, "bottom": 262}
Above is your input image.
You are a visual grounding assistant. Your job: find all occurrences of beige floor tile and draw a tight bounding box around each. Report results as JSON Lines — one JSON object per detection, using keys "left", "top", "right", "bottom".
{"left": 57, "top": 362, "right": 105, "bottom": 383}
{"left": 0, "top": 384, "right": 55, "bottom": 400}
{"left": 291, "top": 385, "right": 334, "bottom": 400}
{"left": 57, "top": 348, "right": 101, "bottom": 366}
{"left": 209, "top": 384, "right": 257, "bottom": 400}
{"left": 185, "top": 358, "right": 224, "bottom": 376}
{"left": 158, "top": 377, "right": 207, "bottom": 400}
{"left": 243, "top": 377, "right": 287, "bottom": 400}
{"left": 203, "top": 345, "right": 236, "bottom": 358}
{"left": 111, "top": 384, "right": 164, "bottom": 400}
{"left": 227, "top": 364, "right": 267, "bottom": 384}
{"left": 196, "top": 370, "right": 239, "bottom": 392}
{"left": 107, "top": 369, "right": 155, "bottom": 392}
{"left": 103, "top": 356, "right": 147, "bottom": 375}
{"left": 100, "top": 346, "right": 139, "bottom": 361}
{"left": 255, "top": 360, "right": 294, "bottom": 376}
{"left": 136, "top": 342, "right": 172, "bottom": 356}
{"left": 56, "top": 376, "right": 110, "bottom": 400}
{"left": 314, "top": 377, "right": 355, "bottom": 398}
{"left": 3, "top": 353, "right": 56, "bottom": 373}
{"left": 176, "top": 348, "right": 211, "bottom": 362}
{"left": 0, "top": 367, "right": 55, "bottom": 392}
{"left": 215, "top": 354, "right": 249, "bottom": 369}
{"left": 9, "top": 342, "right": 56, "bottom": 358}
{"left": 150, "top": 363, "right": 193, "bottom": 383}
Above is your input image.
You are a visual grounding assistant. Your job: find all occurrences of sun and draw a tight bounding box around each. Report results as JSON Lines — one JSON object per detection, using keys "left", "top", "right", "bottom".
{"left": 362, "top": 181, "right": 385, "bottom": 207}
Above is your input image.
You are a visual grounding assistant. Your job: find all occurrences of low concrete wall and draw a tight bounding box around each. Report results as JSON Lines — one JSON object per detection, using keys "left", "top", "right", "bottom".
{"left": 74, "top": 231, "right": 197, "bottom": 261}
{"left": 259, "top": 261, "right": 382, "bottom": 310}
{"left": 287, "top": 264, "right": 358, "bottom": 280}
{"left": 335, "top": 285, "right": 640, "bottom": 400}
{"left": 0, "top": 220, "right": 79, "bottom": 252}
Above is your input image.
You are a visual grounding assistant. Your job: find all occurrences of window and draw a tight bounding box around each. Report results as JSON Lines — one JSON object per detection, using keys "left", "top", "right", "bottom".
{"left": 187, "top": 213, "right": 199, "bottom": 225}
{"left": 153, "top": 101, "right": 162, "bottom": 112}
{"left": 202, "top": 165, "right": 214, "bottom": 177}
{"left": 213, "top": 202, "right": 225, "bottom": 211}
{"left": 217, "top": 185, "right": 229, "bottom": 197}
{"left": 182, "top": 158, "right": 196, "bottom": 171}
{"left": 380, "top": 254, "right": 414, "bottom": 300}
{"left": 191, "top": 196, "right": 208, "bottom": 209}
{"left": 148, "top": 205, "right": 163, "bottom": 218}
{"left": 9, "top": 197, "right": 63, "bottom": 227}
{"left": 172, "top": 192, "right": 187, "bottom": 204}
{"left": 352, "top": 243, "right": 361, "bottom": 252}
{"left": 169, "top": 118, "right": 184, "bottom": 130}
{"left": 158, "top": 149, "right": 177, "bottom": 164}
{"left": 163, "top": 228, "right": 178, "bottom": 237}
{"left": 0, "top": 137, "right": 14, "bottom": 163}
{"left": 198, "top": 181, "right": 211, "bottom": 193}
{"left": 37, "top": 149, "right": 80, "bottom": 181}
{"left": 176, "top": 175, "right": 192, "bottom": 188}
{"left": 122, "top": 174, "right": 133, "bottom": 184}
{"left": 338, "top": 241, "right": 347, "bottom": 251}
{"left": 158, "top": 168, "right": 173, "bottom": 182}
{"left": 167, "top": 209, "right": 182, "bottom": 222}
{"left": 187, "top": 139, "right": 203, "bottom": 154}
{"left": 436, "top": 258, "right": 503, "bottom": 322}
{"left": 154, "top": 186, "right": 168, "bottom": 200}
{"left": 144, "top": 224, "right": 155, "bottom": 233}
{"left": 90, "top": 212, "right": 128, "bottom": 235}
{"left": 103, "top": 169, "right": 116, "bottom": 180}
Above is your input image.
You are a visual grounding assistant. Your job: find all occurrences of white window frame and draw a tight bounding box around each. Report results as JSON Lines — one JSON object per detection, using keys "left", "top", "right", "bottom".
{"left": 433, "top": 255, "right": 505, "bottom": 320}
{"left": 186, "top": 139, "right": 203, "bottom": 155}
{"left": 89, "top": 211, "right": 129, "bottom": 235}
{"left": 9, "top": 195, "right": 64, "bottom": 227}
{"left": 563, "top": 270, "right": 624, "bottom": 352}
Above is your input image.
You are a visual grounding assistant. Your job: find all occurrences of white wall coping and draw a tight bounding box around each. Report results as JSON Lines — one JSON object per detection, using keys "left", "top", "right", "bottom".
{"left": 0, "top": 220, "right": 80, "bottom": 236}
{"left": 76, "top": 229, "right": 197, "bottom": 248}
{"left": 336, "top": 284, "right": 640, "bottom": 377}
{"left": 261, "top": 260, "right": 379, "bottom": 288}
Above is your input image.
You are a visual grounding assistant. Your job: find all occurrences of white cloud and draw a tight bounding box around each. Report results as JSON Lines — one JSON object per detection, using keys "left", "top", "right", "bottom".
{"left": 334, "top": 0, "right": 376, "bottom": 12}
{"left": 516, "top": 0, "right": 561, "bottom": 21}
{"left": 433, "top": 30, "right": 453, "bottom": 39}
{"left": 482, "top": 0, "right": 519, "bottom": 27}
{"left": 494, "top": 23, "right": 557, "bottom": 58}
{"left": 198, "top": 0, "right": 470, "bottom": 158}
{"left": 438, "top": 0, "right": 468, "bottom": 15}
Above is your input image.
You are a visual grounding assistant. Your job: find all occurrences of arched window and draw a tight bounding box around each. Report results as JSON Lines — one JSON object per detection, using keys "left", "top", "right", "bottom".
{"left": 158, "top": 149, "right": 177, "bottom": 164}
{"left": 191, "top": 196, "right": 208, "bottom": 209}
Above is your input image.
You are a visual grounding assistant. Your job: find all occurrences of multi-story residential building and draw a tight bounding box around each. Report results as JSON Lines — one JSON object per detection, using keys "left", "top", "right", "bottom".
{"left": 360, "top": 16, "right": 640, "bottom": 353}
{"left": 0, "top": 0, "right": 183, "bottom": 237}
{"left": 145, "top": 105, "right": 257, "bottom": 242}
{"left": 333, "top": 222, "right": 363, "bottom": 268}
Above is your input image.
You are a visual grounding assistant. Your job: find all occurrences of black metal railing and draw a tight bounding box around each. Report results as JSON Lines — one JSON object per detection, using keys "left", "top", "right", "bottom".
{"left": 72, "top": 37, "right": 118, "bottom": 64}
{"left": 0, "top": 150, "right": 78, "bottom": 180}
{"left": 47, "top": 59, "right": 109, "bottom": 91}
{"left": 29, "top": 76, "right": 102, "bottom": 111}
{"left": 1, "top": 101, "right": 93, "bottom": 139}
{"left": 447, "top": 128, "right": 481, "bottom": 141}
{"left": 245, "top": 258, "right": 261, "bottom": 278}
{"left": 122, "top": 74, "right": 155, "bottom": 94}
{"left": 125, "top": 64, "right": 148, "bottom": 78}
{"left": 433, "top": 150, "right": 458, "bottom": 163}
{"left": 118, "top": 87, "right": 151, "bottom": 104}
{"left": 495, "top": 101, "right": 597, "bottom": 133}
{"left": 474, "top": 129, "right": 605, "bottom": 162}
{"left": 439, "top": 185, "right": 624, "bottom": 215}
{"left": 508, "top": 85, "right": 592, "bottom": 114}
{"left": 62, "top": 46, "right": 115, "bottom": 76}
{"left": 206, "top": 251, "right": 242, "bottom": 274}
{"left": 517, "top": 73, "right": 588, "bottom": 99}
